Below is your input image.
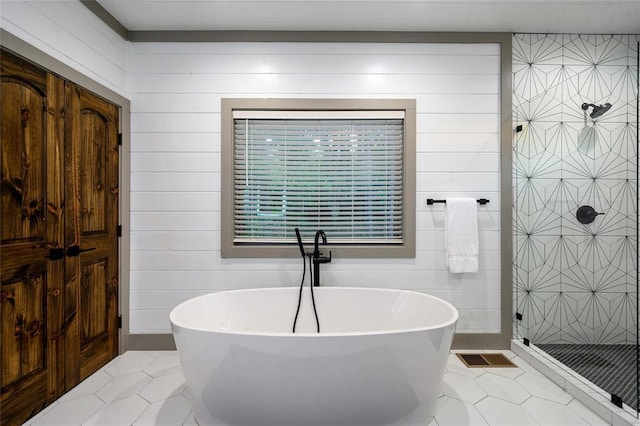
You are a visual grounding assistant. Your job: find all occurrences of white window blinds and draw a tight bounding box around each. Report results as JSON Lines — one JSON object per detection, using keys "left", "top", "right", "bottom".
{"left": 233, "top": 111, "right": 405, "bottom": 244}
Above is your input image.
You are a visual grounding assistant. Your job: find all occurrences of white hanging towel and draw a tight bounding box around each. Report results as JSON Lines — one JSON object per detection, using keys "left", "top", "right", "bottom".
{"left": 445, "top": 198, "right": 479, "bottom": 273}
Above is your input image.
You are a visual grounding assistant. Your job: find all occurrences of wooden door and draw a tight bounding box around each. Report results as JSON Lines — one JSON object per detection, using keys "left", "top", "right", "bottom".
{"left": 0, "top": 51, "right": 119, "bottom": 425}
{"left": 0, "top": 52, "right": 65, "bottom": 426}
{"left": 63, "top": 83, "right": 119, "bottom": 388}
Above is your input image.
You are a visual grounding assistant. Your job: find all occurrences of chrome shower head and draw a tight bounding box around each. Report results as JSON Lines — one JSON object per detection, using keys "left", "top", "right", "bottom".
{"left": 581, "top": 102, "right": 612, "bottom": 119}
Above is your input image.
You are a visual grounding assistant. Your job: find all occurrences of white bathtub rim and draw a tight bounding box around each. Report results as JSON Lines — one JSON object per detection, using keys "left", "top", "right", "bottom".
{"left": 169, "top": 286, "right": 459, "bottom": 338}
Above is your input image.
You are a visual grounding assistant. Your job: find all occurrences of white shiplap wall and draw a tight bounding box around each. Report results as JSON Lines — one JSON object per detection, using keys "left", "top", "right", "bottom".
{"left": 129, "top": 42, "right": 502, "bottom": 334}
{"left": 0, "top": 0, "right": 128, "bottom": 97}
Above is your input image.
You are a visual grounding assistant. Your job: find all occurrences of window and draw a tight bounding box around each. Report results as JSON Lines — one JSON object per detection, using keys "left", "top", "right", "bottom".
{"left": 221, "top": 99, "right": 415, "bottom": 258}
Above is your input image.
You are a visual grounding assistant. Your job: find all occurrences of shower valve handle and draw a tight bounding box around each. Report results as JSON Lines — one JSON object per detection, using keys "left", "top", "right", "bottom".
{"left": 576, "top": 205, "right": 604, "bottom": 224}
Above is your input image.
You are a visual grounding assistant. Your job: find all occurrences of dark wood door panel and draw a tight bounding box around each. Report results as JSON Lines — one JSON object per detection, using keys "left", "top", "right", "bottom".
{"left": 43, "top": 73, "right": 66, "bottom": 407}
{"left": 0, "top": 51, "right": 47, "bottom": 93}
{"left": 1, "top": 51, "right": 118, "bottom": 426}
{"left": 78, "top": 110, "right": 110, "bottom": 234}
{"left": 1, "top": 272, "right": 46, "bottom": 390}
{"left": 65, "top": 82, "right": 119, "bottom": 387}
{"left": 80, "top": 257, "right": 108, "bottom": 343}
{"left": 0, "top": 76, "right": 47, "bottom": 243}
{"left": 62, "top": 251, "right": 115, "bottom": 388}
{"left": 65, "top": 84, "right": 119, "bottom": 243}
{"left": 0, "top": 374, "right": 47, "bottom": 426}
{"left": 0, "top": 243, "right": 47, "bottom": 283}
{"left": 0, "top": 51, "right": 64, "bottom": 426}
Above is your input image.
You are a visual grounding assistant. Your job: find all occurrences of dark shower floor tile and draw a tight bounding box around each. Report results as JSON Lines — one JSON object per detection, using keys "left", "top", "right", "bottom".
{"left": 537, "top": 343, "right": 639, "bottom": 411}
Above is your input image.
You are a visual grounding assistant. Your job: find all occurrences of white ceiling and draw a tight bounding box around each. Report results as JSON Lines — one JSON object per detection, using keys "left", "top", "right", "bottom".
{"left": 97, "top": 0, "right": 640, "bottom": 34}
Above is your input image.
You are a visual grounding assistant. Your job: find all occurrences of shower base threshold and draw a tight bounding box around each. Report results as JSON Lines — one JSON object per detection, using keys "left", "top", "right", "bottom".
{"left": 512, "top": 339, "right": 639, "bottom": 426}
{"left": 537, "top": 343, "right": 638, "bottom": 411}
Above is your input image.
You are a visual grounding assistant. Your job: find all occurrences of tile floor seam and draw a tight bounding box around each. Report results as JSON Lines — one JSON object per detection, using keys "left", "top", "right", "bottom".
{"left": 518, "top": 399, "right": 541, "bottom": 425}
{"left": 474, "top": 405, "right": 491, "bottom": 426}
{"left": 520, "top": 393, "right": 534, "bottom": 407}
{"left": 138, "top": 392, "right": 155, "bottom": 405}
{"left": 130, "top": 404, "right": 148, "bottom": 425}
{"left": 472, "top": 391, "right": 494, "bottom": 426}
{"left": 94, "top": 394, "right": 109, "bottom": 404}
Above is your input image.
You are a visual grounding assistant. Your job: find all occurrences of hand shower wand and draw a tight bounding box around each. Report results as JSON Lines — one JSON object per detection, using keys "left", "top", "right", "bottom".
{"left": 292, "top": 228, "right": 320, "bottom": 333}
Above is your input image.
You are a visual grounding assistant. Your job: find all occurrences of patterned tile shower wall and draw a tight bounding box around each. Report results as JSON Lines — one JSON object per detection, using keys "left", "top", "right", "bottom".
{"left": 513, "top": 34, "right": 639, "bottom": 345}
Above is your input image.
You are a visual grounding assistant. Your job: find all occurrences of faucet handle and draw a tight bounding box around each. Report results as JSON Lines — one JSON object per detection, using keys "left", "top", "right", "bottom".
{"left": 317, "top": 250, "right": 332, "bottom": 263}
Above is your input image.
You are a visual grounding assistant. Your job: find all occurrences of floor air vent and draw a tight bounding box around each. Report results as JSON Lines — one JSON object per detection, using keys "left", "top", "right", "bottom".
{"left": 456, "top": 353, "right": 517, "bottom": 368}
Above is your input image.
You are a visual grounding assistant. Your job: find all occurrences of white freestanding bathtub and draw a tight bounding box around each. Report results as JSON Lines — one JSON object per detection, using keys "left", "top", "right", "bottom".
{"left": 170, "top": 287, "right": 458, "bottom": 426}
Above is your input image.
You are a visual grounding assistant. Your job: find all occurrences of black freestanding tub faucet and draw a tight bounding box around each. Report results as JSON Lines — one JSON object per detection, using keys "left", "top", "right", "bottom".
{"left": 313, "top": 230, "right": 332, "bottom": 286}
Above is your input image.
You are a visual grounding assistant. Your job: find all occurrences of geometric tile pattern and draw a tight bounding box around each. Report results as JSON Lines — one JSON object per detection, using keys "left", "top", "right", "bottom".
{"left": 513, "top": 34, "right": 639, "bottom": 346}
{"left": 25, "top": 351, "right": 195, "bottom": 426}
{"left": 22, "top": 350, "right": 612, "bottom": 426}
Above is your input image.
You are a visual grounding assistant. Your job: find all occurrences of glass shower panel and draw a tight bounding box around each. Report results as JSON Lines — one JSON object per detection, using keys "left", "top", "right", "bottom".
{"left": 513, "top": 34, "right": 639, "bottom": 416}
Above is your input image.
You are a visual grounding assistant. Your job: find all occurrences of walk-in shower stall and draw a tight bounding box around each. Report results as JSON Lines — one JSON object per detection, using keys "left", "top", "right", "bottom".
{"left": 513, "top": 34, "right": 639, "bottom": 416}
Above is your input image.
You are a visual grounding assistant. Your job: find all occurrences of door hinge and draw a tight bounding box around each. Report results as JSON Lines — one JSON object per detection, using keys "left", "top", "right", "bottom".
{"left": 117, "top": 133, "right": 122, "bottom": 146}
{"left": 117, "top": 225, "right": 122, "bottom": 237}
{"left": 117, "top": 315, "right": 122, "bottom": 329}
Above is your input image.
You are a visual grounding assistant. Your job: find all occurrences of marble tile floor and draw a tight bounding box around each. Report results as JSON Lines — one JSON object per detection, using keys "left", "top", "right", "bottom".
{"left": 22, "top": 349, "right": 620, "bottom": 425}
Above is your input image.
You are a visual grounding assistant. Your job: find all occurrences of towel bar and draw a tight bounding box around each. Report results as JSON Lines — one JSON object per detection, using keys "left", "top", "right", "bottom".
{"left": 427, "top": 198, "right": 490, "bottom": 205}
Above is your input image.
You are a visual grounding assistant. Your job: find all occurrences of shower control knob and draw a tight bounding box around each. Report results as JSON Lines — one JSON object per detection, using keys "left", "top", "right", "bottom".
{"left": 576, "top": 205, "right": 604, "bottom": 224}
